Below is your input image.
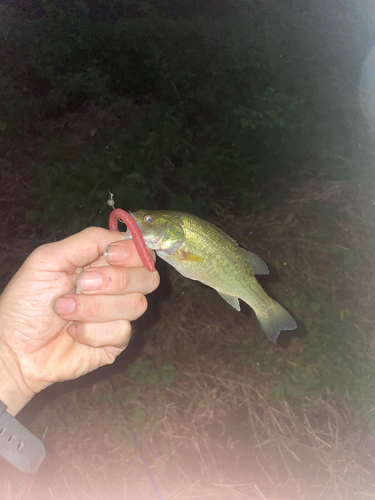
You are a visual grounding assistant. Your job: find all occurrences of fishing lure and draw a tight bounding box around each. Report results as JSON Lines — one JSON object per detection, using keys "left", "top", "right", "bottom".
{"left": 109, "top": 208, "right": 155, "bottom": 272}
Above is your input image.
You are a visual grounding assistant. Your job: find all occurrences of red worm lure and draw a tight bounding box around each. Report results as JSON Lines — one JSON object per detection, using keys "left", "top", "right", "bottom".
{"left": 109, "top": 208, "right": 155, "bottom": 272}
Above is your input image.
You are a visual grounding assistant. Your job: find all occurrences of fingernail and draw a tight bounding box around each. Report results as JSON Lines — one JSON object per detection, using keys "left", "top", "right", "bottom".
{"left": 77, "top": 271, "right": 102, "bottom": 291}
{"left": 54, "top": 297, "right": 75, "bottom": 315}
{"left": 104, "top": 244, "right": 129, "bottom": 263}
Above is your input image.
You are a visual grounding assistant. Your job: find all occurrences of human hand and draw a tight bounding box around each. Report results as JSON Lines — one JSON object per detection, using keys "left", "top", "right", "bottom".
{"left": 0, "top": 227, "right": 159, "bottom": 415}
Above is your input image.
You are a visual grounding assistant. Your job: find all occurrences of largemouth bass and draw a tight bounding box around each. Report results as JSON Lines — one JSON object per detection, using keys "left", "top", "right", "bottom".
{"left": 131, "top": 210, "right": 297, "bottom": 342}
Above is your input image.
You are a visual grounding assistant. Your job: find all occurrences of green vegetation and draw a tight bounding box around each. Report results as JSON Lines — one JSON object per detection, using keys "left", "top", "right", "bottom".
{"left": 272, "top": 291, "right": 375, "bottom": 419}
{"left": 100, "top": 358, "right": 177, "bottom": 446}
{"left": 1, "top": 0, "right": 365, "bottom": 230}
{"left": 233, "top": 186, "right": 375, "bottom": 426}
{"left": 127, "top": 357, "right": 178, "bottom": 390}
{"left": 232, "top": 285, "right": 375, "bottom": 421}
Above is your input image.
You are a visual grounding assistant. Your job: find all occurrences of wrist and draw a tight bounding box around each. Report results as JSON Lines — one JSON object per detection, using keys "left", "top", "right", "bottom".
{"left": 0, "top": 344, "right": 35, "bottom": 416}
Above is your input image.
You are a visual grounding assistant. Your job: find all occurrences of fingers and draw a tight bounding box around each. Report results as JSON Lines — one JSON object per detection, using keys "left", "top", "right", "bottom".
{"left": 104, "top": 240, "right": 156, "bottom": 268}
{"left": 54, "top": 292, "right": 148, "bottom": 322}
{"left": 67, "top": 320, "right": 131, "bottom": 349}
{"left": 76, "top": 264, "right": 160, "bottom": 295}
{"left": 30, "top": 227, "right": 122, "bottom": 272}
{"left": 31, "top": 227, "right": 156, "bottom": 272}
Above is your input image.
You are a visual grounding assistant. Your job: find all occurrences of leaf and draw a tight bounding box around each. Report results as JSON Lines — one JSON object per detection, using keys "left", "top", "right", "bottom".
{"left": 126, "top": 170, "right": 145, "bottom": 184}
{"left": 160, "top": 360, "right": 178, "bottom": 387}
{"left": 147, "top": 418, "right": 161, "bottom": 438}
{"left": 147, "top": 409, "right": 164, "bottom": 438}
{"left": 264, "top": 352, "right": 278, "bottom": 372}
{"left": 132, "top": 408, "right": 146, "bottom": 424}
{"left": 143, "top": 131, "right": 157, "bottom": 146}
{"left": 269, "top": 383, "right": 285, "bottom": 401}
{"left": 154, "top": 387, "right": 165, "bottom": 403}
{"left": 127, "top": 357, "right": 153, "bottom": 384}
{"left": 310, "top": 302, "right": 321, "bottom": 313}
{"left": 108, "top": 160, "right": 122, "bottom": 173}
{"left": 292, "top": 295, "right": 306, "bottom": 308}
{"left": 304, "top": 318, "right": 313, "bottom": 329}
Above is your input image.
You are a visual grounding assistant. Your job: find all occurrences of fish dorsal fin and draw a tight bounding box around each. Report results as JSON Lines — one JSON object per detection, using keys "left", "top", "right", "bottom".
{"left": 223, "top": 233, "right": 239, "bottom": 246}
{"left": 218, "top": 292, "right": 241, "bottom": 311}
{"left": 239, "top": 248, "right": 269, "bottom": 275}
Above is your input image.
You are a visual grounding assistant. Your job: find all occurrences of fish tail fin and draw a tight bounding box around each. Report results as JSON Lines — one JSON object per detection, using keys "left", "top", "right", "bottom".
{"left": 254, "top": 300, "right": 297, "bottom": 343}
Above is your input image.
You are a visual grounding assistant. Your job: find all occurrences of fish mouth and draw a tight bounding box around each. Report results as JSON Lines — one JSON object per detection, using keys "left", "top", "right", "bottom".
{"left": 147, "top": 236, "right": 163, "bottom": 250}
{"left": 128, "top": 211, "right": 163, "bottom": 249}
{"left": 128, "top": 211, "right": 140, "bottom": 230}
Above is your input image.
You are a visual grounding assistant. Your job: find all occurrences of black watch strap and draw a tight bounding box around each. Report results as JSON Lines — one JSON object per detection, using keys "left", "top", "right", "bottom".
{"left": 0, "top": 400, "right": 46, "bottom": 473}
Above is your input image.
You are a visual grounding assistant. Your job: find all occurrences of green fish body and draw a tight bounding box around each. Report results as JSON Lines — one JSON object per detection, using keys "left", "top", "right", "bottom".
{"left": 132, "top": 210, "right": 297, "bottom": 342}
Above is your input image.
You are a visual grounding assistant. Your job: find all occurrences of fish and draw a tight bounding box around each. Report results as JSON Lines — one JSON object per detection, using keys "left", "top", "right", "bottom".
{"left": 130, "top": 210, "right": 297, "bottom": 342}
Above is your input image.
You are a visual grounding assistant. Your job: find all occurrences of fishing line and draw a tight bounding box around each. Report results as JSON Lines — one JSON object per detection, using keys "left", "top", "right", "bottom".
{"left": 109, "top": 377, "right": 163, "bottom": 500}
{"left": 103, "top": 193, "right": 162, "bottom": 498}
{"left": 99, "top": 192, "right": 162, "bottom": 498}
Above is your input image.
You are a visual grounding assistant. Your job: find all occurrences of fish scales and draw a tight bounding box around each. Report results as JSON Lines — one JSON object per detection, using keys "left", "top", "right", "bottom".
{"left": 132, "top": 210, "right": 297, "bottom": 342}
{"left": 177, "top": 213, "right": 271, "bottom": 309}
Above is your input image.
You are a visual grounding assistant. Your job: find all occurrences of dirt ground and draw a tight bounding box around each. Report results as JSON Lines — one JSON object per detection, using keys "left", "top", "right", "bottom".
{"left": 1, "top": 143, "right": 375, "bottom": 500}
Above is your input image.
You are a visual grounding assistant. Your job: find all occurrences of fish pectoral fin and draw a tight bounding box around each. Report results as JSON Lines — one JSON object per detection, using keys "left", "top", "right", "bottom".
{"left": 178, "top": 250, "right": 205, "bottom": 262}
{"left": 239, "top": 248, "right": 269, "bottom": 275}
{"left": 218, "top": 292, "right": 241, "bottom": 311}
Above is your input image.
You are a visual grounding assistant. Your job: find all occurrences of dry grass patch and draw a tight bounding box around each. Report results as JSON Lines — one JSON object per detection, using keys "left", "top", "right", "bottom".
{"left": 2, "top": 175, "right": 375, "bottom": 499}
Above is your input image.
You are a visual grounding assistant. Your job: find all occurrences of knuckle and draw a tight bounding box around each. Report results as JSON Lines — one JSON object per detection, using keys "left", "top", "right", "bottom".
{"left": 104, "top": 354, "right": 117, "bottom": 365}
{"left": 80, "top": 298, "right": 101, "bottom": 319}
{"left": 81, "top": 322, "right": 96, "bottom": 345}
{"left": 30, "top": 242, "right": 51, "bottom": 261}
{"left": 119, "top": 320, "right": 132, "bottom": 341}
{"left": 151, "top": 271, "right": 161, "bottom": 290}
{"left": 118, "top": 268, "right": 131, "bottom": 291}
{"left": 81, "top": 226, "right": 107, "bottom": 239}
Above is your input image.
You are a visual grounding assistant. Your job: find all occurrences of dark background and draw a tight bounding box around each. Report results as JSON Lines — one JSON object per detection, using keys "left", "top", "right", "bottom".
{"left": 1, "top": 1, "right": 375, "bottom": 499}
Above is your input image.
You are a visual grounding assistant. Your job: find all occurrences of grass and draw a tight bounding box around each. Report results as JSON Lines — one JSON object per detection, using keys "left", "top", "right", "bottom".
{"left": 2, "top": 158, "right": 375, "bottom": 498}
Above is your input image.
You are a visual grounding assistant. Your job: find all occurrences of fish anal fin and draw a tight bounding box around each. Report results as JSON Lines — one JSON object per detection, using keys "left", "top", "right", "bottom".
{"left": 218, "top": 292, "right": 241, "bottom": 311}
{"left": 240, "top": 248, "right": 269, "bottom": 275}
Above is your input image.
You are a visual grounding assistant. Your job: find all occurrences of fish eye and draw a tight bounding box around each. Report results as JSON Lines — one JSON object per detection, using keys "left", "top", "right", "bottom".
{"left": 143, "top": 213, "right": 154, "bottom": 223}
